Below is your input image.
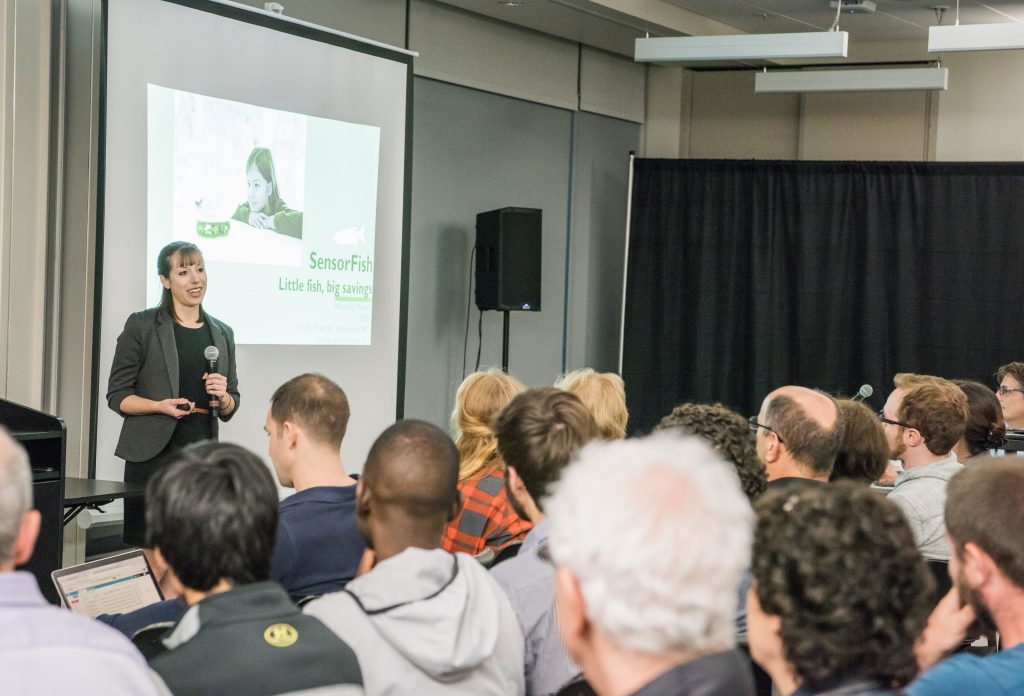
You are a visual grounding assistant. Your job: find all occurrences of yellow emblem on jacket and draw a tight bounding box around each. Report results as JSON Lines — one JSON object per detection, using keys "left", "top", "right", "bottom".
{"left": 264, "top": 623, "right": 298, "bottom": 648}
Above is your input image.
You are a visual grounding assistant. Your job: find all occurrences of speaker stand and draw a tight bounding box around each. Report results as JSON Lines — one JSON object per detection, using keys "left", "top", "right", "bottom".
{"left": 501, "top": 310, "right": 511, "bottom": 374}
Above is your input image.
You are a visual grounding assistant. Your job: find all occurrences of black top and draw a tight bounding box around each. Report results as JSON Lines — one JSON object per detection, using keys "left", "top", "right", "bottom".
{"left": 631, "top": 649, "right": 755, "bottom": 696}
{"left": 766, "top": 477, "right": 827, "bottom": 491}
{"left": 151, "top": 581, "right": 363, "bottom": 696}
{"left": 172, "top": 322, "right": 214, "bottom": 447}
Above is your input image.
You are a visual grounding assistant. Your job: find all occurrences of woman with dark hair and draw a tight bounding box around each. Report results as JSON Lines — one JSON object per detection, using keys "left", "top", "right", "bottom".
{"left": 747, "top": 483, "right": 934, "bottom": 696}
{"left": 230, "top": 147, "right": 303, "bottom": 238}
{"left": 107, "top": 241, "right": 239, "bottom": 546}
{"left": 831, "top": 399, "right": 889, "bottom": 485}
{"left": 952, "top": 380, "right": 1006, "bottom": 463}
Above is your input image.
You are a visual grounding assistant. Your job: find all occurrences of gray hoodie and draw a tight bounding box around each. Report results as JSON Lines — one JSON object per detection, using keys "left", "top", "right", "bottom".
{"left": 305, "top": 547, "right": 525, "bottom": 696}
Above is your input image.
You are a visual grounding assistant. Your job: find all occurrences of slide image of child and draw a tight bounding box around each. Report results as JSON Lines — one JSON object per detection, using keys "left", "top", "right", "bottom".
{"left": 231, "top": 147, "right": 304, "bottom": 239}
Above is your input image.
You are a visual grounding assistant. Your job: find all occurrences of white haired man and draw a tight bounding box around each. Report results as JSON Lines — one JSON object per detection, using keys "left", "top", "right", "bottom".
{"left": 0, "top": 428, "right": 162, "bottom": 694}
{"left": 547, "top": 434, "right": 756, "bottom": 696}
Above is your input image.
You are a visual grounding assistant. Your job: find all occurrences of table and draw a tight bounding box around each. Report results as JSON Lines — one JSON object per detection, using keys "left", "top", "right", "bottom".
{"left": 63, "top": 477, "right": 145, "bottom": 527}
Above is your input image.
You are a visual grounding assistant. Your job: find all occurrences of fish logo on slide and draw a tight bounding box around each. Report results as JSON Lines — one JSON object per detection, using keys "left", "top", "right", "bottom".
{"left": 333, "top": 225, "right": 366, "bottom": 246}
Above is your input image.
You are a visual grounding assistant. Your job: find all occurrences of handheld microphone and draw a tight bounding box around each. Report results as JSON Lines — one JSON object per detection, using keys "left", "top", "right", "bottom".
{"left": 204, "top": 345, "right": 220, "bottom": 418}
{"left": 852, "top": 384, "right": 873, "bottom": 402}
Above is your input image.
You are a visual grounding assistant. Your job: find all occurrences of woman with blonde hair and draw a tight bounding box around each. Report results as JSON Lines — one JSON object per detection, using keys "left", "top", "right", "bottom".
{"left": 442, "top": 369, "right": 532, "bottom": 555}
{"left": 554, "top": 368, "right": 628, "bottom": 440}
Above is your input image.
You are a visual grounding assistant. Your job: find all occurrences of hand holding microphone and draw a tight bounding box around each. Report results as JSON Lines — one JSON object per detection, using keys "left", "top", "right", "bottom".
{"left": 203, "top": 345, "right": 222, "bottom": 418}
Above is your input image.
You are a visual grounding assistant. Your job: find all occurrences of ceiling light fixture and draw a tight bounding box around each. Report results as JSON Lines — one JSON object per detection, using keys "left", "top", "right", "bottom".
{"left": 635, "top": 31, "right": 848, "bottom": 63}
{"left": 754, "top": 66, "right": 949, "bottom": 93}
{"left": 928, "top": 0, "right": 1024, "bottom": 52}
{"left": 929, "top": 22, "right": 1024, "bottom": 52}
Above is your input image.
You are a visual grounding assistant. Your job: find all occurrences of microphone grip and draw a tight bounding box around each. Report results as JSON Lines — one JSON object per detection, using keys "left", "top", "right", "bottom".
{"left": 208, "top": 359, "right": 220, "bottom": 418}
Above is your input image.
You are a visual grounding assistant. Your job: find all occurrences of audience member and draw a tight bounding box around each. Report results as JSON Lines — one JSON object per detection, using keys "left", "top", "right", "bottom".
{"left": 147, "top": 442, "right": 364, "bottom": 695}
{"left": 952, "top": 380, "right": 1006, "bottom": 463}
{"left": 265, "top": 373, "right": 364, "bottom": 598}
{"left": 748, "top": 483, "right": 933, "bottom": 695}
{"left": 655, "top": 401, "right": 767, "bottom": 637}
{"left": 882, "top": 374, "right": 968, "bottom": 560}
{"left": 547, "top": 434, "right": 755, "bottom": 696}
{"left": 554, "top": 368, "right": 628, "bottom": 440}
{"left": 443, "top": 369, "right": 531, "bottom": 556}
{"left": 909, "top": 460, "right": 1024, "bottom": 695}
{"left": 994, "top": 361, "right": 1024, "bottom": 430}
{"left": 0, "top": 429, "right": 162, "bottom": 694}
{"left": 655, "top": 401, "right": 767, "bottom": 500}
{"left": 753, "top": 386, "right": 842, "bottom": 489}
{"left": 490, "top": 388, "right": 599, "bottom": 695}
{"left": 831, "top": 399, "right": 889, "bottom": 485}
{"left": 306, "top": 420, "right": 524, "bottom": 695}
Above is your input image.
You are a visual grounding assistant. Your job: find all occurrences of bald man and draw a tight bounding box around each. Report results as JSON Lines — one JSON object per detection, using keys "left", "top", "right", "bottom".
{"left": 752, "top": 386, "right": 843, "bottom": 489}
{"left": 305, "top": 420, "right": 525, "bottom": 696}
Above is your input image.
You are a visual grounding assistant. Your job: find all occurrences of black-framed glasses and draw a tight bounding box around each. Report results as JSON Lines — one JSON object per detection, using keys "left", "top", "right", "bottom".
{"left": 996, "top": 386, "right": 1024, "bottom": 396}
{"left": 748, "top": 416, "right": 785, "bottom": 444}
{"left": 877, "top": 409, "right": 914, "bottom": 430}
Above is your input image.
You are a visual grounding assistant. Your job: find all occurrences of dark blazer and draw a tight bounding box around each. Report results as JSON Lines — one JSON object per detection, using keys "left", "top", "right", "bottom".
{"left": 107, "top": 307, "right": 240, "bottom": 462}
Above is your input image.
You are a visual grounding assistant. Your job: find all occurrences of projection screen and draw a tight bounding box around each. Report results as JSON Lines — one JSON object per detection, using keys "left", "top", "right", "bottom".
{"left": 94, "top": 0, "right": 412, "bottom": 482}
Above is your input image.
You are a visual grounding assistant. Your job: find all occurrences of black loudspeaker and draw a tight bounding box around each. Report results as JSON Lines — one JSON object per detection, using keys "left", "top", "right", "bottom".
{"left": 475, "top": 207, "right": 542, "bottom": 312}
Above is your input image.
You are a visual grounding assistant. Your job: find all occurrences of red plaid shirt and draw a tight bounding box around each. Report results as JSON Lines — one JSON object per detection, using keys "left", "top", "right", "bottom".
{"left": 442, "top": 469, "right": 532, "bottom": 555}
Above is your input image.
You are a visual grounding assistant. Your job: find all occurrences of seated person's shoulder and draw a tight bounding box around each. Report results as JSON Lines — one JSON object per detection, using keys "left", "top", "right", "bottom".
{"left": 908, "top": 649, "right": 1024, "bottom": 696}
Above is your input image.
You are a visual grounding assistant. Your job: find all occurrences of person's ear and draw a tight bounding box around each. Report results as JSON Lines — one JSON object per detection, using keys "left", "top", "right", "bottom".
{"left": 905, "top": 427, "right": 924, "bottom": 448}
{"left": 153, "top": 547, "right": 186, "bottom": 601}
{"left": 961, "top": 542, "right": 993, "bottom": 588}
{"left": 506, "top": 465, "right": 527, "bottom": 497}
{"left": 447, "top": 489, "right": 463, "bottom": 523}
{"left": 282, "top": 421, "right": 300, "bottom": 450}
{"left": 355, "top": 479, "right": 370, "bottom": 519}
{"left": 555, "top": 566, "right": 588, "bottom": 654}
{"left": 12, "top": 510, "right": 41, "bottom": 567}
{"left": 159, "top": 275, "right": 171, "bottom": 290}
{"left": 763, "top": 435, "right": 782, "bottom": 464}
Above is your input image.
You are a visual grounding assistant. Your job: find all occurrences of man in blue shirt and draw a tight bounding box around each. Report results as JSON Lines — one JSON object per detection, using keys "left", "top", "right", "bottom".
{"left": 490, "top": 387, "right": 599, "bottom": 695}
{"left": 265, "top": 373, "right": 364, "bottom": 599}
{"left": 908, "top": 460, "right": 1024, "bottom": 696}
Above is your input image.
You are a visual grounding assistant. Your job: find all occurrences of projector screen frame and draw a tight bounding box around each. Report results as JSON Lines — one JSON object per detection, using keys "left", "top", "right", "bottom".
{"left": 88, "top": 0, "right": 415, "bottom": 477}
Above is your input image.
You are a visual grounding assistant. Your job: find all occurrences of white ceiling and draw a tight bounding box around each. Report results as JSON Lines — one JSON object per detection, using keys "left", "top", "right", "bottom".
{"left": 441, "top": 0, "right": 1024, "bottom": 57}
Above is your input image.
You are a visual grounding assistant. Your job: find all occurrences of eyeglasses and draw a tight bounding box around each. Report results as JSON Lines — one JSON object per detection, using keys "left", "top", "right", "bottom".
{"left": 748, "top": 416, "right": 785, "bottom": 444}
{"left": 996, "top": 386, "right": 1024, "bottom": 396}
{"left": 877, "top": 409, "right": 915, "bottom": 430}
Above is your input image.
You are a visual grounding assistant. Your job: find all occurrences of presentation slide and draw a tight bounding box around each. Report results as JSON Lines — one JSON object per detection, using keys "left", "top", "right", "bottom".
{"left": 147, "top": 85, "right": 381, "bottom": 345}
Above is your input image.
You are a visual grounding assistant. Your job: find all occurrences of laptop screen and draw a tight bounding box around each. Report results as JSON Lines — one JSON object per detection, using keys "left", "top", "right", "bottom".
{"left": 51, "top": 549, "right": 163, "bottom": 618}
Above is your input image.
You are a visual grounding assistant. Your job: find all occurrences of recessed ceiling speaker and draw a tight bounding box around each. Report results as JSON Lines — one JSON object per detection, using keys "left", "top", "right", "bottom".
{"left": 829, "top": 0, "right": 877, "bottom": 13}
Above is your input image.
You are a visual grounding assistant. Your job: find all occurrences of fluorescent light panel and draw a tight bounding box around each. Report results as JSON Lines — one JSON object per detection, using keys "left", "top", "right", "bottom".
{"left": 635, "top": 32, "right": 848, "bottom": 63}
{"left": 929, "top": 23, "right": 1024, "bottom": 52}
{"left": 755, "top": 67, "right": 949, "bottom": 93}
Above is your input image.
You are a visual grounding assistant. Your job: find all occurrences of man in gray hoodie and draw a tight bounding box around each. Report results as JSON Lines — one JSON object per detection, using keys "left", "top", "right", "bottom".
{"left": 305, "top": 419, "right": 525, "bottom": 696}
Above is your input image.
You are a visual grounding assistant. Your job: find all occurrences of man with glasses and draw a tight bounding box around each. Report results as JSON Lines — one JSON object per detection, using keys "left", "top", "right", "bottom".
{"left": 881, "top": 374, "right": 969, "bottom": 561}
{"left": 994, "top": 363, "right": 1024, "bottom": 454}
{"left": 994, "top": 362, "right": 1024, "bottom": 430}
{"left": 751, "top": 385, "right": 842, "bottom": 490}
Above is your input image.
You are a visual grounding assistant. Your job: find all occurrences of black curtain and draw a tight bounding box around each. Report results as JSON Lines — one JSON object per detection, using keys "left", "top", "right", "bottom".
{"left": 623, "top": 159, "right": 1024, "bottom": 434}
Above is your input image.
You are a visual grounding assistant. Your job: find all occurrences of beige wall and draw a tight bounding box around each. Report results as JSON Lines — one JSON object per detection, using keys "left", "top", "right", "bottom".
{"left": 799, "top": 90, "right": 936, "bottom": 161}
{"left": 935, "top": 50, "right": 1024, "bottom": 161}
{"left": 1, "top": 0, "right": 53, "bottom": 409}
{"left": 690, "top": 71, "right": 799, "bottom": 159}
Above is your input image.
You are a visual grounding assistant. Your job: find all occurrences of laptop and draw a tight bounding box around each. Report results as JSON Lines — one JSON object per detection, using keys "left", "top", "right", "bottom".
{"left": 51, "top": 549, "right": 164, "bottom": 618}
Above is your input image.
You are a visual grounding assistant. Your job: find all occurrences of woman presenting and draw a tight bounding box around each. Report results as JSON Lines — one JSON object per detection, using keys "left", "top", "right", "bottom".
{"left": 107, "top": 241, "right": 239, "bottom": 546}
